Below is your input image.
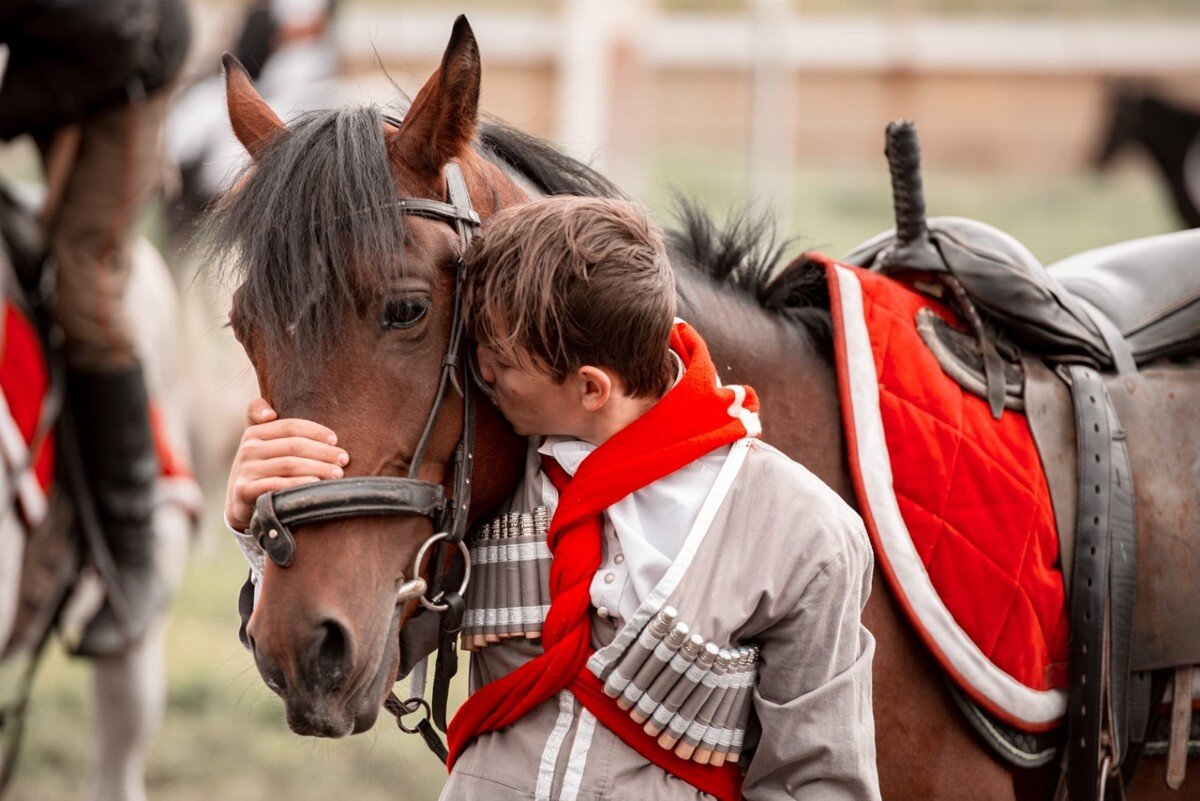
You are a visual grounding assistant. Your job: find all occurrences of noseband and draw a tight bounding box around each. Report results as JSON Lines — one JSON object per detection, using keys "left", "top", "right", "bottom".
{"left": 246, "top": 157, "right": 483, "bottom": 753}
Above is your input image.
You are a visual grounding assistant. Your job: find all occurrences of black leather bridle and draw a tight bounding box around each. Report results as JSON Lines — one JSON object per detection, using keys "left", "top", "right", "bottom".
{"left": 246, "top": 154, "right": 482, "bottom": 760}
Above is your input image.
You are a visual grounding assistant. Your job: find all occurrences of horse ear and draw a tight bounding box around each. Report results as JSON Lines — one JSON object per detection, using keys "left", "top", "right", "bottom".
{"left": 388, "top": 15, "right": 481, "bottom": 180}
{"left": 223, "top": 52, "right": 287, "bottom": 160}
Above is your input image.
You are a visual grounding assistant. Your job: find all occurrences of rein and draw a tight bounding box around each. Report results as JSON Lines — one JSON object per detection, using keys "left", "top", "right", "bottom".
{"left": 247, "top": 155, "right": 482, "bottom": 762}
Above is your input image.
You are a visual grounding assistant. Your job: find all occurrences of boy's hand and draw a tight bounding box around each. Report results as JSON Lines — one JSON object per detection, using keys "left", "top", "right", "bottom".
{"left": 224, "top": 398, "right": 350, "bottom": 531}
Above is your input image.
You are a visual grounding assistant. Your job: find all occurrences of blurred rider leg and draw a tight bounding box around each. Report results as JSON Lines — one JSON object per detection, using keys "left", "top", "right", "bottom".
{"left": 0, "top": 0, "right": 190, "bottom": 656}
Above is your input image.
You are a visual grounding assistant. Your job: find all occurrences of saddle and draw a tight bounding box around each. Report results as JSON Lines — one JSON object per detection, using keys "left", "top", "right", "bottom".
{"left": 846, "top": 122, "right": 1200, "bottom": 798}
{"left": 846, "top": 220, "right": 1200, "bottom": 375}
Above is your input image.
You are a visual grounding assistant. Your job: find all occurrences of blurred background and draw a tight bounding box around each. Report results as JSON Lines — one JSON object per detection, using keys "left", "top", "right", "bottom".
{"left": 3, "top": 0, "right": 1198, "bottom": 799}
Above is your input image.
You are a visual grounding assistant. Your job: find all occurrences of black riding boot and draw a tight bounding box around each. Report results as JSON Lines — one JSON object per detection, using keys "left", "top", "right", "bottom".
{"left": 69, "top": 364, "right": 162, "bottom": 657}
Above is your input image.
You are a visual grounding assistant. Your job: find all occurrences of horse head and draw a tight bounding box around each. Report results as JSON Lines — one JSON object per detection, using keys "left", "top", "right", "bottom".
{"left": 213, "top": 16, "right": 526, "bottom": 737}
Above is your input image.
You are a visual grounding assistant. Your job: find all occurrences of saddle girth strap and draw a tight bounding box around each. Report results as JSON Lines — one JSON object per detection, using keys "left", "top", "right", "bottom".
{"left": 1064, "top": 365, "right": 1138, "bottom": 799}
{"left": 1166, "top": 666, "right": 1194, "bottom": 789}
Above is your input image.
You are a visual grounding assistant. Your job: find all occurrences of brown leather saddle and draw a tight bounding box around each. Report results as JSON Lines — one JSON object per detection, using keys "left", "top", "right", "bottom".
{"left": 845, "top": 122, "right": 1200, "bottom": 798}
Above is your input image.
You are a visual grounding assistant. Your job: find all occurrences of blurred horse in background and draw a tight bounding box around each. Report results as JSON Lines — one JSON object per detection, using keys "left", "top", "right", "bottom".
{"left": 1095, "top": 87, "right": 1200, "bottom": 229}
{"left": 0, "top": 181, "right": 200, "bottom": 801}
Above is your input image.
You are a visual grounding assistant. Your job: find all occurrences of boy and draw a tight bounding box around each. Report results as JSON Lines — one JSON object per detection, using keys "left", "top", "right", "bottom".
{"left": 226, "top": 197, "right": 880, "bottom": 800}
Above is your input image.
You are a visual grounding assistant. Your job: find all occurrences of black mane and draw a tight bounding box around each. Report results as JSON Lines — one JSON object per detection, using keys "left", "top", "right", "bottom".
{"left": 204, "top": 103, "right": 830, "bottom": 357}
{"left": 477, "top": 121, "right": 831, "bottom": 349}
{"left": 478, "top": 118, "right": 624, "bottom": 200}
{"left": 664, "top": 198, "right": 831, "bottom": 351}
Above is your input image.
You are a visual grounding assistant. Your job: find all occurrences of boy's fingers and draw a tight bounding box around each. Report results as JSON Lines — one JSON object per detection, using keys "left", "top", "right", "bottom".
{"left": 245, "top": 398, "right": 277, "bottom": 425}
{"left": 242, "top": 456, "right": 344, "bottom": 482}
{"left": 242, "top": 475, "right": 322, "bottom": 503}
{"left": 242, "top": 437, "right": 348, "bottom": 466}
{"left": 244, "top": 417, "right": 339, "bottom": 446}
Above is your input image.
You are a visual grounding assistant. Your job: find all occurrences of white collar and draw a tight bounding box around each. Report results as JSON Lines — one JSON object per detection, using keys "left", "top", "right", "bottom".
{"left": 536, "top": 436, "right": 594, "bottom": 476}
{"left": 667, "top": 349, "right": 685, "bottom": 388}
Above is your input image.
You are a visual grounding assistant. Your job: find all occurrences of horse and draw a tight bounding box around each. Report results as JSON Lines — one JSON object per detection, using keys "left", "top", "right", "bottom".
{"left": 0, "top": 182, "right": 200, "bottom": 801}
{"left": 1095, "top": 87, "right": 1200, "bottom": 229}
{"left": 209, "top": 17, "right": 1196, "bottom": 800}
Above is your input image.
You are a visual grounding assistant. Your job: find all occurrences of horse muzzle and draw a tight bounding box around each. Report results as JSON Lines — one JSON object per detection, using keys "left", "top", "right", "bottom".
{"left": 249, "top": 603, "right": 402, "bottom": 738}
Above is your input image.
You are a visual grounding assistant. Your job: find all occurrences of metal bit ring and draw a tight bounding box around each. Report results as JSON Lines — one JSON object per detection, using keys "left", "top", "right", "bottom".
{"left": 395, "top": 697, "right": 433, "bottom": 734}
{"left": 412, "top": 531, "right": 472, "bottom": 612}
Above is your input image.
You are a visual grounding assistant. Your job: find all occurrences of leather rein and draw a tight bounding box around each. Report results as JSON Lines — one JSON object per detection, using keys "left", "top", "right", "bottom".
{"left": 246, "top": 155, "right": 483, "bottom": 761}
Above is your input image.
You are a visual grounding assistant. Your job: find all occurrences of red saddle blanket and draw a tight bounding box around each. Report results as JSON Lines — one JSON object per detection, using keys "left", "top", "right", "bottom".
{"left": 817, "top": 255, "right": 1069, "bottom": 732}
{"left": 2, "top": 300, "right": 199, "bottom": 532}
{"left": 1, "top": 299, "right": 54, "bottom": 528}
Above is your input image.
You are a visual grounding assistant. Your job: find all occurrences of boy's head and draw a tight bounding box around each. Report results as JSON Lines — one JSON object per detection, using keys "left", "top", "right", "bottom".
{"left": 463, "top": 196, "right": 676, "bottom": 441}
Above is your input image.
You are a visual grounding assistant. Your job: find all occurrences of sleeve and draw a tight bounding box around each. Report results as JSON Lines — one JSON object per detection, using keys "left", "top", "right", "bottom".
{"left": 741, "top": 518, "right": 881, "bottom": 801}
{"left": 226, "top": 516, "right": 265, "bottom": 586}
{"left": 227, "top": 517, "right": 264, "bottom": 651}
{"left": 0, "top": 0, "right": 144, "bottom": 136}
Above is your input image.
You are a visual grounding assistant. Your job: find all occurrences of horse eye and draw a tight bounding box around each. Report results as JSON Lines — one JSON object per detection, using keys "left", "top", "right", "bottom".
{"left": 380, "top": 297, "right": 429, "bottom": 330}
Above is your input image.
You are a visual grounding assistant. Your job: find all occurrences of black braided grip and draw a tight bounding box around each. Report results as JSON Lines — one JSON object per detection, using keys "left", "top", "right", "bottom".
{"left": 884, "top": 120, "right": 927, "bottom": 248}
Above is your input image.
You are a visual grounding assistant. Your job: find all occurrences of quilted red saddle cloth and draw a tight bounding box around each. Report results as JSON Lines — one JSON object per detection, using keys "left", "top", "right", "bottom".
{"left": 2, "top": 300, "right": 199, "bottom": 532}
{"left": 1, "top": 300, "right": 54, "bottom": 529}
{"left": 817, "top": 255, "right": 1069, "bottom": 732}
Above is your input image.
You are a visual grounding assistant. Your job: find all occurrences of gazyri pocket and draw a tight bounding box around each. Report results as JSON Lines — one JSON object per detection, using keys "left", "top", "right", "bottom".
{"left": 596, "top": 606, "right": 759, "bottom": 766}
{"left": 462, "top": 507, "right": 552, "bottom": 649}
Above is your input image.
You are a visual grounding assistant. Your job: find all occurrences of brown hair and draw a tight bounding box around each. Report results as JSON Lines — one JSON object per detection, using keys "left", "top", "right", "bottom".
{"left": 463, "top": 196, "right": 677, "bottom": 399}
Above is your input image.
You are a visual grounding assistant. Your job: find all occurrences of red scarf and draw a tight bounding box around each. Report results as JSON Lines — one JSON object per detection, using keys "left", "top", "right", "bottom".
{"left": 447, "top": 322, "right": 758, "bottom": 801}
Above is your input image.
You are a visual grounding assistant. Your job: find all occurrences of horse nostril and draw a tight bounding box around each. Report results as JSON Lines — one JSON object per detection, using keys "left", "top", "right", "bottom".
{"left": 251, "top": 642, "right": 288, "bottom": 694}
{"left": 314, "top": 619, "right": 350, "bottom": 690}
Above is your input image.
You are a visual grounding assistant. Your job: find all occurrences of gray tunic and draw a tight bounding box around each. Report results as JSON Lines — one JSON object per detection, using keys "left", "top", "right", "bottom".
{"left": 438, "top": 439, "right": 880, "bottom": 801}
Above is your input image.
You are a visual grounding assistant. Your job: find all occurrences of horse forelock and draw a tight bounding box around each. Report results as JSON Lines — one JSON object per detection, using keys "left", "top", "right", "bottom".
{"left": 203, "top": 104, "right": 414, "bottom": 363}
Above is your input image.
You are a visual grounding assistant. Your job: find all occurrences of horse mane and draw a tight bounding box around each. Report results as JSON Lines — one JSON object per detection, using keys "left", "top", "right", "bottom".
{"left": 664, "top": 198, "right": 833, "bottom": 354}
{"left": 475, "top": 123, "right": 832, "bottom": 352}
{"left": 478, "top": 118, "right": 624, "bottom": 199}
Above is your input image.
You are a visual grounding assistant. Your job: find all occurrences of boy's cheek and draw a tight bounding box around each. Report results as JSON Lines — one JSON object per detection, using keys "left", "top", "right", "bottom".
{"left": 491, "top": 388, "right": 517, "bottom": 420}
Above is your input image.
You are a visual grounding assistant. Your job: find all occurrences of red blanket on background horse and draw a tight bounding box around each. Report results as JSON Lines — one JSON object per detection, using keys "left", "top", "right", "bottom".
{"left": 2, "top": 300, "right": 198, "bottom": 534}
{"left": 1, "top": 300, "right": 54, "bottom": 529}
{"left": 818, "top": 255, "right": 1069, "bottom": 733}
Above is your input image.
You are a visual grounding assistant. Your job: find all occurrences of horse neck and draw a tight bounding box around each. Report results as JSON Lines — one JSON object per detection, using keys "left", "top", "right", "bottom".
{"left": 672, "top": 264, "right": 855, "bottom": 504}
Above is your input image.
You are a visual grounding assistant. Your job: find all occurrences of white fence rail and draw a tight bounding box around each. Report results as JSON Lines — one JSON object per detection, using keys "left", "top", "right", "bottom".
{"left": 341, "top": 8, "right": 1200, "bottom": 73}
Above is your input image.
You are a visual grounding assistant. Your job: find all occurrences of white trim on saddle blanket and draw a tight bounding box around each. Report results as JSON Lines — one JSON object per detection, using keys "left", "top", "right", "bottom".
{"left": 830, "top": 263, "right": 1067, "bottom": 731}
{"left": 0, "top": 386, "right": 48, "bottom": 527}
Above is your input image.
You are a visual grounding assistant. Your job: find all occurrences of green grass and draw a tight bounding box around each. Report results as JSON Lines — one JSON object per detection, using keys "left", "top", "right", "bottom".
{"left": 4, "top": 160, "right": 1180, "bottom": 801}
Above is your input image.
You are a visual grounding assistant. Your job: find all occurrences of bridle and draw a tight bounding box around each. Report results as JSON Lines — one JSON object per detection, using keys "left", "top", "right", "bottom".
{"left": 246, "top": 151, "right": 482, "bottom": 761}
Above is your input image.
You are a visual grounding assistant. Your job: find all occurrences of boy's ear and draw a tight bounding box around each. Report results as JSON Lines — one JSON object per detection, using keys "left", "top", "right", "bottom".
{"left": 577, "top": 366, "right": 613, "bottom": 412}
